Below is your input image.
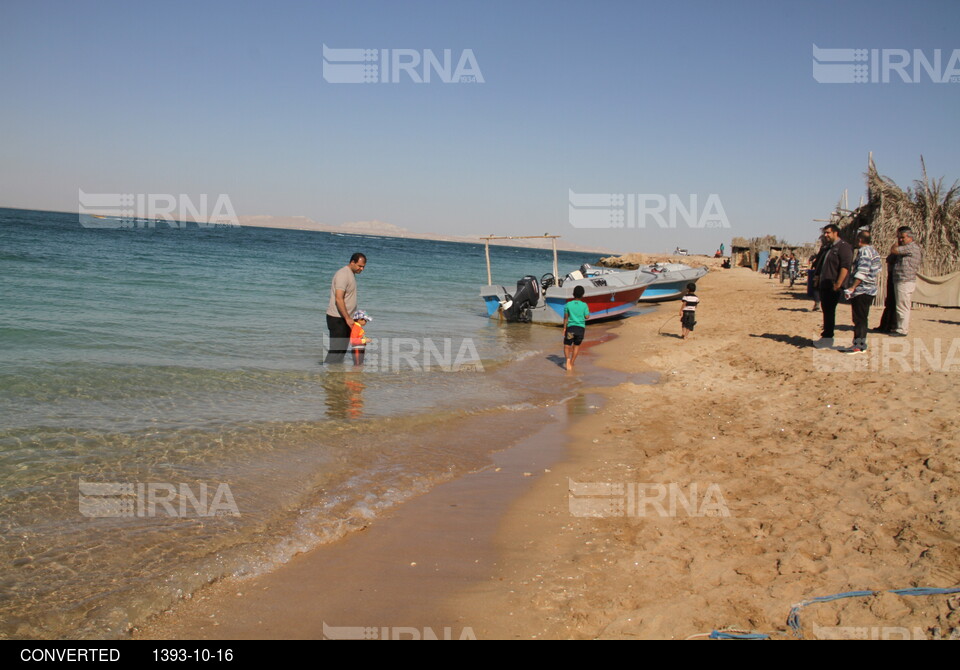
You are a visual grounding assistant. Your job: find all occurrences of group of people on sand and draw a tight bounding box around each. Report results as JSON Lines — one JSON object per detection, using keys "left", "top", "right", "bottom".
{"left": 765, "top": 252, "right": 799, "bottom": 286}
{"left": 808, "top": 224, "right": 922, "bottom": 354}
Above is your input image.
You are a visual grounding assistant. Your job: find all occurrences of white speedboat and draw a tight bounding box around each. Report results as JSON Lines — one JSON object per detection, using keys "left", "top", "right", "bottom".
{"left": 478, "top": 236, "right": 657, "bottom": 324}
{"left": 635, "top": 263, "right": 709, "bottom": 302}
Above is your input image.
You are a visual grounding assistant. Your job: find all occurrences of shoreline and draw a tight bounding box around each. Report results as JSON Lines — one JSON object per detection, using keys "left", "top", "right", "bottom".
{"left": 138, "top": 268, "right": 959, "bottom": 639}
{"left": 134, "top": 325, "right": 651, "bottom": 640}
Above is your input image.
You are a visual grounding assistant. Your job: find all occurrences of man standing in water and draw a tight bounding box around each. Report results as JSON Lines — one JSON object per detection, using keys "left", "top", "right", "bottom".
{"left": 325, "top": 253, "right": 367, "bottom": 364}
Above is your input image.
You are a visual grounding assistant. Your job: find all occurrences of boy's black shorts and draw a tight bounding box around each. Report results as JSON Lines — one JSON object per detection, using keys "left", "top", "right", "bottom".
{"left": 564, "top": 326, "right": 585, "bottom": 346}
{"left": 681, "top": 311, "right": 697, "bottom": 330}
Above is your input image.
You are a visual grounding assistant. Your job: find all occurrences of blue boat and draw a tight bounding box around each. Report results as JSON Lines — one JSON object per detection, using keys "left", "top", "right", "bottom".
{"left": 635, "top": 263, "right": 709, "bottom": 302}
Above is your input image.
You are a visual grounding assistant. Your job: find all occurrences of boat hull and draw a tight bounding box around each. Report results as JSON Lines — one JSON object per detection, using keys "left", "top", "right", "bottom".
{"left": 481, "top": 268, "right": 655, "bottom": 325}
{"left": 636, "top": 265, "right": 709, "bottom": 302}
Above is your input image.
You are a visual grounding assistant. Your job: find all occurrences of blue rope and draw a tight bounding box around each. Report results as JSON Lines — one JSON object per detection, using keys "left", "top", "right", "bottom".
{"left": 787, "top": 586, "right": 960, "bottom": 639}
{"left": 709, "top": 630, "right": 770, "bottom": 640}
{"left": 890, "top": 587, "right": 960, "bottom": 597}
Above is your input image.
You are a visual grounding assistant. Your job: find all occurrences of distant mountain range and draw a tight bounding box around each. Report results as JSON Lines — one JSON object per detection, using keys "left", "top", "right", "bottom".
{"left": 236, "top": 215, "right": 617, "bottom": 254}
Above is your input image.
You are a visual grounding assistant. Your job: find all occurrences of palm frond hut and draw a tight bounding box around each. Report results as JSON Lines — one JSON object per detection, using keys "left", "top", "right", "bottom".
{"left": 833, "top": 156, "right": 960, "bottom": 307}
{"left": 731, "top": 236, "right": 815, "bottom": 271}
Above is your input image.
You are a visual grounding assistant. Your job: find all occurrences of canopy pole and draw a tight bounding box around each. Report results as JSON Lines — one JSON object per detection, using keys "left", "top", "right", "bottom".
{"left": 552, "top": 238, "right": 558, "bottom": 280}
{"left": 480, "top": 235, "right": 562, "bottom": 286}
{"left": 485, "top": 239, "right": 492, "bottom": 285}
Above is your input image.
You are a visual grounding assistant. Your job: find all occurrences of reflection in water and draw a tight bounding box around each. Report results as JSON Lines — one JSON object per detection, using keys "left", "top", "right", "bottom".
{"left": 322, "top": 371, "right": 366, "bottom": 420}
{"left": 566, "top": 393, "right": 600, "bottom": 417}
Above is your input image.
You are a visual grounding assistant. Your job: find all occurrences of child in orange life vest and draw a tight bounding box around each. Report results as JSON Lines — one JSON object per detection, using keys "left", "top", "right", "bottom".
{"left": 350, "top": 310, "right": 372, "bottom": 365}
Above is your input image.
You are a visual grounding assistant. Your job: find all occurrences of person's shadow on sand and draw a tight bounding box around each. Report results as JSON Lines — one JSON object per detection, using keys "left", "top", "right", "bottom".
{"left": 659, "top": 332, "right": 683, "bottom": 339}
{"left": 751, "top": 333, "right": 815, "bottom": 349}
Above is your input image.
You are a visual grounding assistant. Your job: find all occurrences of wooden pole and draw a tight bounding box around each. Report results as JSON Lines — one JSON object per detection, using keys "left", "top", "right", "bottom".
{"left": 480, "top": 234, "right": 561, "bottom": 285}
{"left": 485, "top": 240, "right": 491, "bottom": 285}
{"left": 551, "top": 238, "right": 558, "bottom": 280}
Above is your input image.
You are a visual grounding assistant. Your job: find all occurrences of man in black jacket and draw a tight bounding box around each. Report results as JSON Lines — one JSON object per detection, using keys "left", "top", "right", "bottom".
{"left": 813, "top": 224, "right": 853, "bottom": 349}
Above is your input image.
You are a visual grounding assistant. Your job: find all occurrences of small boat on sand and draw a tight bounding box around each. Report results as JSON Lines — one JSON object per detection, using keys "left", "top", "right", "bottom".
{"left": 478, "top": 236, "right": 658, "bottom": 325}
{"left": 635, "top": 263, "right": 709, "bottom": 302}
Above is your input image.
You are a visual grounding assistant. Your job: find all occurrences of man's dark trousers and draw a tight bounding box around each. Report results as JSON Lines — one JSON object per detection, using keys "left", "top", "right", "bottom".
{"left": 325, "top": 314, "right": 351, "bottom": 364}
{"left": 851, "top": 293, "right": 873, "bottom": 349}
{"left": 820, "top": 282, "right": 841, "bottom": 339}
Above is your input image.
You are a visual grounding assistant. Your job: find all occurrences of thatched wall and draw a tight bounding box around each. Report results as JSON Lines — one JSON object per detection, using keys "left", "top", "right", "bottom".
{"left": 838, "top": 157, "right": 960, "bottom": 276}
{"left": 834, "top": 157, "right": 960, "bottom": 306}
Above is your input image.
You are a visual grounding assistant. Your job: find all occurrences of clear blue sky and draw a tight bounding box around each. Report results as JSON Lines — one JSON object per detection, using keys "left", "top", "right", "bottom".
{"left": 2, "top": 0, "right": 958, "bottom": 253}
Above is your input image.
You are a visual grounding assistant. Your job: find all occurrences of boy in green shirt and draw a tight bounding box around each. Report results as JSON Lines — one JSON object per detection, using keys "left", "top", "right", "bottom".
{"left": 563, "top": 285, "right": 590, "bottom": 371}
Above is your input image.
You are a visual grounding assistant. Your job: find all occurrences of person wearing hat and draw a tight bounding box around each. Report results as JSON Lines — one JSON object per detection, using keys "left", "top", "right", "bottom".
{"left": 889, "top": 227, "right": 923, "bottom": 336}
{"left": 350, "top": 310, "right": 372, "bottom": 365}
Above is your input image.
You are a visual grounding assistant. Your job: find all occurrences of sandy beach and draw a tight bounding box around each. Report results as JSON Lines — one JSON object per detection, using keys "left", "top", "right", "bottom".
{"left": 7, "top": 0, "right": 959, "bottom": 644}
{"left": 138, "top": 265, "right": 960, "bottom": 640}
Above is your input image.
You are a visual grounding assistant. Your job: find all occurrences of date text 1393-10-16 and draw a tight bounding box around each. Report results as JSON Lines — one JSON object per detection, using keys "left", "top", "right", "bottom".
{"left": 153, "top": 649, "right": 234, "bottom": 662}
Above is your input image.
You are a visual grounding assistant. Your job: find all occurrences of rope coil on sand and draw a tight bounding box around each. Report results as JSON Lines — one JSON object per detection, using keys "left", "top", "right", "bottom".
{"left": 787, "top": 586, "right": 960, "bottom": 639}
{"left": 685, "top": 586, "right": 960, "bottom": 640}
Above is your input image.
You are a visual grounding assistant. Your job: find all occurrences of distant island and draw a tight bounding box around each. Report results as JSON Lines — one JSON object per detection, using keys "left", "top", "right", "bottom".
{"left": 236, "top": 215, "right": 618, "bottom": 254}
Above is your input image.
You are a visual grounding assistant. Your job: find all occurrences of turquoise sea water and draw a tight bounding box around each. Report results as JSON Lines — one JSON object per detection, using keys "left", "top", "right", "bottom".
{"left": 0, "top": 207, "right": 620, "bottom": 638}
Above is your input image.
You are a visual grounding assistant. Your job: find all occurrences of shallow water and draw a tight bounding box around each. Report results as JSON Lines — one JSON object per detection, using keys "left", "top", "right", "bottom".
{"left": 1, "top": 208, "right": 640, "bottom": 638}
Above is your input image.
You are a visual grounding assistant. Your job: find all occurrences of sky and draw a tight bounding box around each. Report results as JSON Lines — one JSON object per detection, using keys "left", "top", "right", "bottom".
{"left": 1, "top": 0, "right": 959, "bottom": 253}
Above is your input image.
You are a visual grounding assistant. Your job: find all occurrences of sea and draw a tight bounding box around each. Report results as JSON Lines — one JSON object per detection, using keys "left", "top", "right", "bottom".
{"left": 0, "top": 207, "right": 641, "bottom": 639}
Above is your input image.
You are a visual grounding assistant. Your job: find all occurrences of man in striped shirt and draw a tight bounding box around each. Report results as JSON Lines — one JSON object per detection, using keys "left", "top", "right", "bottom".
{"left": 842, "top": 231, "right": 882, "bottom": 354}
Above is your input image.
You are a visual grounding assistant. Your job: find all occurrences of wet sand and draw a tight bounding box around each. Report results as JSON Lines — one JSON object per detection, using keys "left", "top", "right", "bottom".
{"left": 451, "top": 268, "right": 960, "bottom": 639}
{"left": 138, "top": 268, "right": 960, "bottom": 640}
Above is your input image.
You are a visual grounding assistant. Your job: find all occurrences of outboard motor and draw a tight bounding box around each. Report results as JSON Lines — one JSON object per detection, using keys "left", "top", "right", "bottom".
{"left": 501, "top": 275, "right": 541, "bottom": 322}
{"left": 581, "top": 263, "right": 600, "bottom": 277}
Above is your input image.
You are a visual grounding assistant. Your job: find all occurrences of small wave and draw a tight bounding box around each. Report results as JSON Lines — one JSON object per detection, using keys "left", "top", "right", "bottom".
{"left": 510, "top": 349, "right": 545, "bottom": 362}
